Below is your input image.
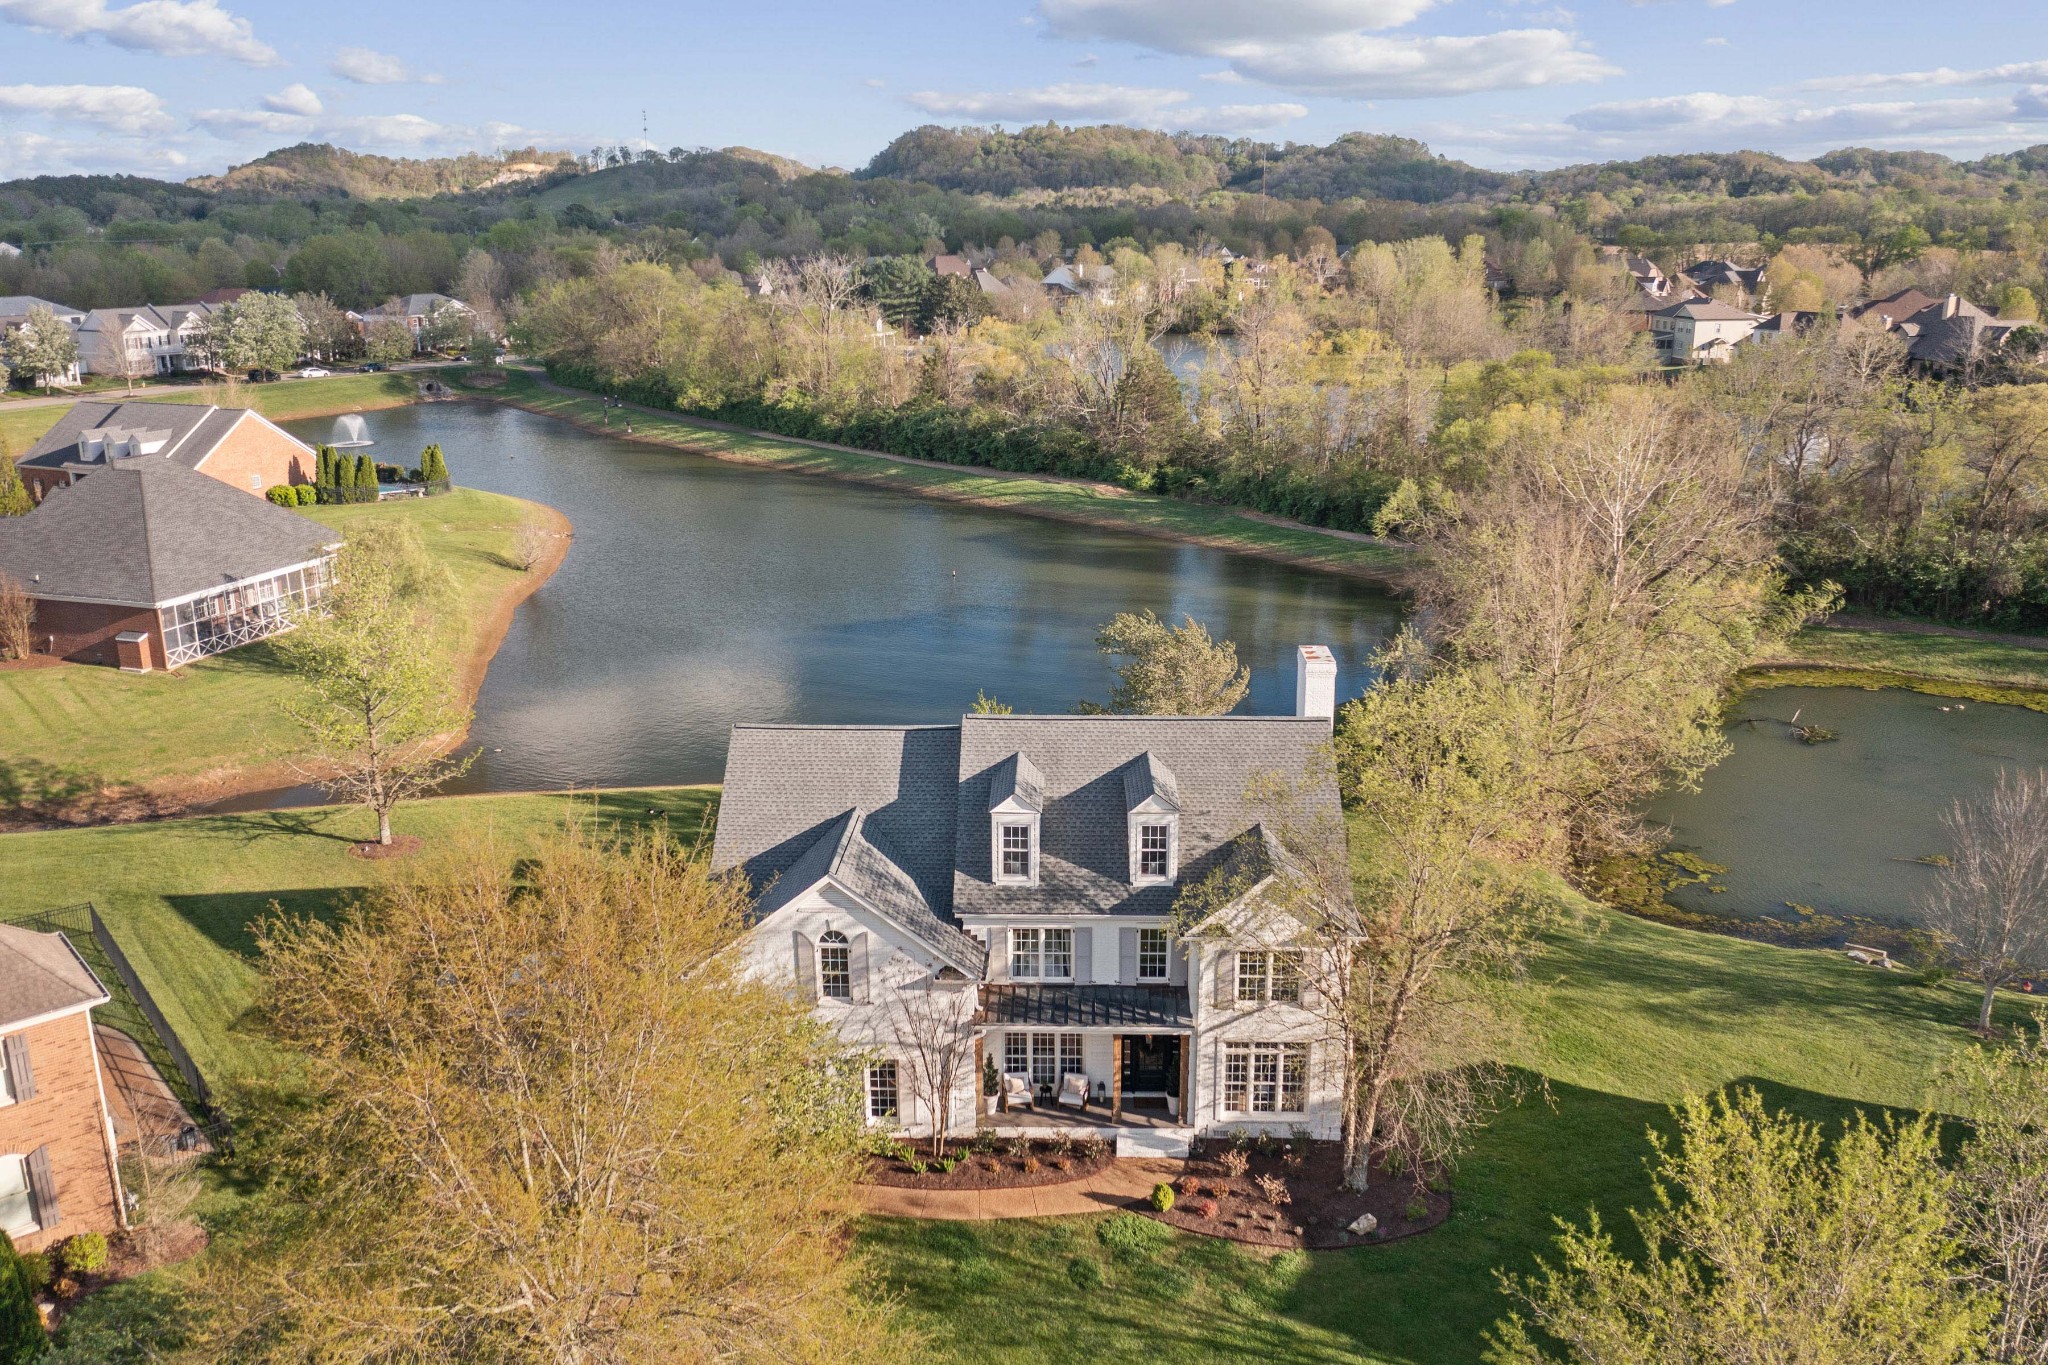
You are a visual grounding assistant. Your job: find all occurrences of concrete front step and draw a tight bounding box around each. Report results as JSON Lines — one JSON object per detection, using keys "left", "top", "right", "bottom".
{"left": 1116, "top": 1127, "right": 1194, "bottom": 1158}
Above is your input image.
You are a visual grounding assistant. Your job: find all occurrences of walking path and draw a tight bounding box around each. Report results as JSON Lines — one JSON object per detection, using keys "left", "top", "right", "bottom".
{"left": 856, "top": 1157, "right": 1185, "bottom": 1220}
{"left": 1821, "top": 612, "right": 2048, "bottom": 652}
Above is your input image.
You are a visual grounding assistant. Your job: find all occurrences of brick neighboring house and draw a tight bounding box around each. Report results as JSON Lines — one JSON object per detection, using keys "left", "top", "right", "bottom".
{"left": 0, "top": 924, "right": 126, "bottom": 1256}
{"left": 0, "top": 457, "right": 340, "bottom": 670}
{"left": 14, "top": 400, "right": 316, "bottom": 504}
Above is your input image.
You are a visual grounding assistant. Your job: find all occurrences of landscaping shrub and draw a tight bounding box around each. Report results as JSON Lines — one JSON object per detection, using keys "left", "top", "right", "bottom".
{"left": 1254, "top": 1174, "right": 1292, "bottom": 1206}
{"left": 292, "top": 485, "right": 316, "bottom": 507}
{"left": 45, "top": 1275, "right": 199, "bottom": 1364}
{"left": 265, "top": 486, "right": 296, "bottom": 507}
{"left": 1405, "top": 1194, "right": 1430, "bottom": 1220}
{"left": 1021, "top": 1156, "right": 1041, "bottom": 1174}
{"left": 59, "top": 1234, "right": 106, "bottom": 1278}
{"left": 1150, "top": 1182, "right": 1175, "bottom": 1213}
{"left": 1096, "top": 1212, "right": 1171, "bottom": 1262}
{"left": 0, "top": 1232, "right": 41, "bottom": 1365}
{"left": 1219, "top": 1149, "right": 1250, "bottom": 1179}
{"left": 15, "top": 1256, "right": 45, "bottom": 1299}
{"left": 1191, "top": 1198, "right": 1219, "bottom": 1219}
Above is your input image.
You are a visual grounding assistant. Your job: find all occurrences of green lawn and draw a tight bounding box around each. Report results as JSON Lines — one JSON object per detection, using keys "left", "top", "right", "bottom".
{"left": 1754, "top": 624, "right": 2048, "bottom": 712}
{"left": 0, "top": 787, "right": 715, "bottom": 1082}
{"left": 1, "top": 370, "right": 425, "bottom": 455}
{"left": 487, "top": 369, "right": 1410, "bottom": 581}
{"left": 0, "top": 487, "right": 548, "bottom": 809}
{"left": 858, "top": 898, "right": 2046, "bottom": 1365}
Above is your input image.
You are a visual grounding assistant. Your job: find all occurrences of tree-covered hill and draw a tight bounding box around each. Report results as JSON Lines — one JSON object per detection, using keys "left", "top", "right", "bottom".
{"left": 187, "top": 142, "right": 576, "bottom": 201}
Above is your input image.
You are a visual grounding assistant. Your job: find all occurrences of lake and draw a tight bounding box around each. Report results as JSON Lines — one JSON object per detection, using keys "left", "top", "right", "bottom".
{"left": 1649, "top": 685, "right": 2048, "bottom": 930}
{"left": 282, "top": 402, "right": 1403, "bottom": 795}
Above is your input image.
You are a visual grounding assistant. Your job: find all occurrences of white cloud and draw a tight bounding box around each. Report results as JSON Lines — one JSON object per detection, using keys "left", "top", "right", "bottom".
{"left": 0, "top": 82, "right": 172, "bottom": 133}
{"left": 0, "top": 0, "right": 276, "bottom": 65}
{"left": 261, "top": 81, "right": 321, "bottom": 116}
{"left": 330, "top": 45, "right": 440, "bottom": 85}
{"left": 1805, "top": 60, "right": 2048, "bottom": 93}
{"left": 322, "top": 113, "right": 458, "bottom": 144}
{"left": 905, "top": 81, "right": 1306, "bottom": 133}
{"left": 1035, "top": 0, "right": 1611, "bottom": 100}
{"left": 1041, "top": 0, "right": 1441, "bottom": 49}
{"left": 0, "top": 129, "right": 191, "bottom": 177}
{"left": 191, "top": 105, "right": 307, "bottom": 135}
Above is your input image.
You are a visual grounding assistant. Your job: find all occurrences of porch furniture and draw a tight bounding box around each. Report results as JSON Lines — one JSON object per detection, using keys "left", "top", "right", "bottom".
{"left": 1055, "top": 1072, "right": 1089, "bottom": 1111}
{"left": 1000, "top": 1071, "right": 1034, "bottom": 1113}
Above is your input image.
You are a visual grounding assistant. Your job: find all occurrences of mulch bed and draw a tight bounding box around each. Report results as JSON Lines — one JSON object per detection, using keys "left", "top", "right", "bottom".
{"left": 38, "top": 1223, "right": 208, "bottom": 1330}
{"left": 861, "top": 1135, "right": 1118, "bottom": 1190}
{"left": 349, "top": 834, "right": 424, "bottom": 859}
{"left": 1144, "top": 1138, "right": 1449, "bottom": 1250}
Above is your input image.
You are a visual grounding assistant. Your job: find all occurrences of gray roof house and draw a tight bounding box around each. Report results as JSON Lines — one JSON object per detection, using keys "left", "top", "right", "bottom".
{"left": 715, "top": 646, "right": 1353, "bottom": 1153}
{"left": 16, "top": 400, "right": 316, "bottom": 501}
{"left": 0, "top": 457, "right": 339, "bottom": 669}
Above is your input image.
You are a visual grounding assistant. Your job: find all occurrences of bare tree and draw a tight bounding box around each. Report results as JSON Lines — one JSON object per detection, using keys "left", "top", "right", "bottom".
{"left": 888, "top": 974, "right": 980, "bottom": 1157}
{"left": 95, "top": 322, "right": 154, "bottom": 396}
{"left": 1920, "top": 768, "right": 2048, "bottom": 1035}
{"left": 0, "top": 571, "right": 32, "bottom": 661}
{"left": 1944, "top": 1030, "right": 2048, "bottom": 1365}
{"left": 510, "top": 518, "right": 555, "bottom": 572}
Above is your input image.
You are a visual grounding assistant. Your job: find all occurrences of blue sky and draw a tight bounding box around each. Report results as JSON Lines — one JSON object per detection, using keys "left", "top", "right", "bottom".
{"left": 3, "top": 0, "right": 2048, "bottom": 180}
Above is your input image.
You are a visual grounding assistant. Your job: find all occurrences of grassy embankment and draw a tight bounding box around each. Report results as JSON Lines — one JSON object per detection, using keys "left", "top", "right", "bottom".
{"left": 0, "top": 788, "right": 715, "bottom": 1083}
{"left": 0, "top": 487, "right": 557, "bottom": 814}
{"left": 0, "top": 370, "right": 425, "bottom": 455}
{"left": 480, "top": 367, "right": 1410, "bottom": 581}
{"left": 1757, "top": 623, "right": 2048, "bottom": 712}
{"left": 860, "top": 889, "right": 2045, "bottom": 1365}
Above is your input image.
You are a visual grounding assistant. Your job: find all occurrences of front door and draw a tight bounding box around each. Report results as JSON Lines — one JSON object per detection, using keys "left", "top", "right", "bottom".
{"left": 1120, "top": 1034, "right": 1181, "bottom": 1097}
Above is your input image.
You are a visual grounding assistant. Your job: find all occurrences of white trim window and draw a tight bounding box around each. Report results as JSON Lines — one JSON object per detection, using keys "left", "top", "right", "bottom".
{"left": 0, "top": 1155, "right": 32, "bottom": 1239}
{"left": 1137, "top": 928, "right": 1169, "bottom": 982}
{"left": 1222, "top": 1042, "right": 1309, "bottom": 1116}
{"left": 1235, "top": 950, "right": 1303, "bottom": 1004}
{"left": 866, "top": 1062, "right": 899, "bottom": 1121}
{"left": 817, "top": 931, "right": 851, "bottom": 1001}
{"left": 1137, "top": 822, "right": 1171, "bottom": 879}
{"left": 996, "top": 819, "right": 1037, "bottom": 883}
{"left": 1009, "top": 927, "right": 1073, "bottom": 980}
{"left": 1005, "top": 1032, "right": 1083, "bottom": 1090}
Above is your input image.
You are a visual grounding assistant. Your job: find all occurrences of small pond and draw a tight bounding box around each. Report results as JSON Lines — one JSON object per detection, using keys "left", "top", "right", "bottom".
{"left": 1648, "top": 685, "right": 2048, "bottom": 930}
{"left": 276, "top": 401, "right": 1403, "bottom": 796}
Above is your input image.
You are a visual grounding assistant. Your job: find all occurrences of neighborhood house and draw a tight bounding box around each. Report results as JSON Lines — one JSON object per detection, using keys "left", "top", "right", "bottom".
{"left": 14, "top": 400, "right": 317, "bottom": 503}
{"left": 712, "top": 646, "right": 1351, "bottom": 1156}
{"left": 349, "top": 293, "right": 473, "bottom": 352}
{"left": 0, "top": 457, "right": 340, "bottom": 669}
{"left": 0, "top": 924, "right": 126, "bottom": 1256}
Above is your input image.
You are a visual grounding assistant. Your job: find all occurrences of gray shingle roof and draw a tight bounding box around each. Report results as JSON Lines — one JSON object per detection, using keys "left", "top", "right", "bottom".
{"left": 0, "top": 924, "right": 108, "bottom": 1030}
{"left": 18, "top": 401, "right": 264, "bottom": 474}
{"left": 0, "top": 296, "right": 83, "bottom": 320}
{"left": 0, "top": 457, "right": 340, "bottom": 607}
{"left": 954, "top": 715, "right": 1335, "bottom": 919}
{"left": 1654, "top": 297, "right": 1760, "bottom": 322}
{"left": 988, "top": 752, "right": 1044, "bottom": 812}
{"left": 976, "top": 984, "right": 1193, "bottom": 1029}
{"left": 1122, "top": 751, "right": 1179, "bottom": 812}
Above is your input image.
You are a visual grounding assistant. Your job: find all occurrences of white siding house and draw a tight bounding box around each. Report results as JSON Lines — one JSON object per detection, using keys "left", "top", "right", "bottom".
{"left": 713, "top": 646, "right": 1353, "bottom": 1157}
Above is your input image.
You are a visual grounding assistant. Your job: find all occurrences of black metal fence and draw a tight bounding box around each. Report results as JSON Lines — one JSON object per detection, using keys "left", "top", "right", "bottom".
{"left": 3, "top": 903, "right": 222, "bottom": 1133}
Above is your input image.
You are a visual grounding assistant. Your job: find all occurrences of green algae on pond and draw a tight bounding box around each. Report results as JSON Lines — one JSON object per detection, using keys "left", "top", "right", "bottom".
{"left": 1648, "top": 686, "right": 2048, "bottom": 931}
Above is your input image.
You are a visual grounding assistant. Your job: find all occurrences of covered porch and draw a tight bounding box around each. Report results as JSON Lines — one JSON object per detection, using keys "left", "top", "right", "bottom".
{"left": 974, "top": 984, "right": 1194, "bottom": 1143}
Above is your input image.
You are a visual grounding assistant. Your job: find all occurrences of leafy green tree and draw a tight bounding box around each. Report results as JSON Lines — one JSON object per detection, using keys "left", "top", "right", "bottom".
{"left": 1996, "top": 285, "right": 2041, "bottom": 323}
{"left": 917, "top": 273, "right": 988, "bottom": 332}
{"left": 208, "top": 825, "right": 896, "bottom": 1363}
{"left": 1849, "top": 222, "right": 1932, "bottom": 284}
{"left": 1943, "top": 1030, "right": 2048, "bottom": 1364}
{"left": 860, "top": 255, "right": 936, "bottom": 330}
{"left": 1, "top": 307, "right": 78, "bottom": 394}
{"left": 352, "top": 452, "right": 375, "bottom": 492}
{"left": 0, "top": 458, "right": 30, "bottom": 518}
{"left": 1081, "top": 610, "right": 1249, "bottom": 715}
{"left": 1490, "top": 1089, "right": 1996, "bottom": 1365}
{"left": 0, "top": 1230, "right": 43, "bottom": 1364}
{"left": 1109, "top": 345, "right": 1192, "bottom": 469}
{"left": 364, "top": 317, "right": 415, "bottom": 365}
{"left": 279, "top": 523, "right": 470, "bottom": 846}
{"left": 418, "top": 443, "right": 448, "bottom": 484}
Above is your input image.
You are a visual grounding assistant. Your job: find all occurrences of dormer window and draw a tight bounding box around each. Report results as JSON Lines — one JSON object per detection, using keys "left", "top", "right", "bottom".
{"left": 817, "top": 930, "right": 852, "bottom": 1000}
{"left": 988, "top": 751, "right": 1043, "bottom": 886}
{"left": 1123, "top": 752, "right": 1181, "bottom": 885}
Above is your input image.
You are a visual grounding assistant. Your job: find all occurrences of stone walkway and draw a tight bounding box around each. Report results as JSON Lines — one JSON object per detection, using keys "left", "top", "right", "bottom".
{"left": 856, "top": 1157, "right": 1186, "bottom": 1220}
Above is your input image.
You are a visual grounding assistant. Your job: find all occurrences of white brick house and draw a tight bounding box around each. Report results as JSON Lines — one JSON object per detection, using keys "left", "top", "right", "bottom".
{"left": 713, "top": 646, "right": 1352, "bottom": 1156}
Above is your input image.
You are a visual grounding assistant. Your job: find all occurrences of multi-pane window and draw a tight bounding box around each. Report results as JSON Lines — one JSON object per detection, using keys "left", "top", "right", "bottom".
{"left": 1010, "top": 927, "right": 1073, "bottom": 979}
{"left": 999, "top": 822, "right": 1033, "bottom": 879}
{"left": 158, "top": 560, "right": 332, "bottom": 668}
{"left": 0, "top": 1157, "right": 32, "bottom": 1238}
{"left": 866, "top": 1062, "right": 898, "bottom": 1121}
{"left": 1235, "top": 951, "right": 1303, "bottom": 1004}
{"left": 1005, "top": 1032, "right": 1083, "bottom": 1090}
{"left": 1138, "top": 822, "right": 1171, "bottom": 878}
{"left": 817, "top": 930, "right": 851, "bottom": 1000}
{"left": 1137, "top": 928, "right": 1169, "bottom": 982}
{"left": 1222, "top": 1043, "right": 1310, "bottom": 1115}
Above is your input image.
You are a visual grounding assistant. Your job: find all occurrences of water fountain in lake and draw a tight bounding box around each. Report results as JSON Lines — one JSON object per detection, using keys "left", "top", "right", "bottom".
{"left": 330, "top": 413, "right": 374, "bottom": 448}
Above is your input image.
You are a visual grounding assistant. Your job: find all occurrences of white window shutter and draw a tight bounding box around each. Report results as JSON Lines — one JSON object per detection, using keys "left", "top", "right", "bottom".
{"left": 1168, "top": 938, "right": 1187, "bottom": 987}
{"left": 850, "top": 932, "right": 871, "bottom": 1005}
{"left": 989, "top": 930, "right": 1011, "bottom": 983}
{"left": 792, "top": 931, "right": 817, "bottom": 1003}
{"left": 1119, "top": 929, "right": 1136, "bottom": 984}
{"left": 1073, "top": 927, "right": 1092, "bottom": 984}
{"left": 1213, "top": 950, "right": 1237, "bottom": 1010}
{"left": 1, "top": 1034, "right": 33, "bottom": 1101}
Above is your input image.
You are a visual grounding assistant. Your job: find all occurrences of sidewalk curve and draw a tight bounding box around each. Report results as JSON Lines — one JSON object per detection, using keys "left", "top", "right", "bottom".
{"left": 856, "top": 1157, "right": 1185, "bottom": 1220}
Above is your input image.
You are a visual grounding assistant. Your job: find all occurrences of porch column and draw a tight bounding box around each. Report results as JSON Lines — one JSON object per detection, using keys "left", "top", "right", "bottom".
{"left": 973, "top": 1035, "right": 984, "bottom": 1119}
{"left": 1179, "top": 1036, "right": 1191, "bottom": 1125}
{"left": 1111, "top": 1035, "right": 1122, "bottom": 1121}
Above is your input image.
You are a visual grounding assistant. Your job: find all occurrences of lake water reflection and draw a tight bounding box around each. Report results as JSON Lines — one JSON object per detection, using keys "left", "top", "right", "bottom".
{"left": 281, "top": 402, "right": 1403, "bottom": 795}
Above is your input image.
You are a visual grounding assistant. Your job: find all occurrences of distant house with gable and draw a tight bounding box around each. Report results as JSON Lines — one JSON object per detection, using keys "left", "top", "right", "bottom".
{"left": 0, "top": 296, "right": 87, "bottom": 387}
{"left": 1649, "top": 296, "right": 1763, "bottom": 364}
{"left": 349, "top": 293, "right": 474, "bottom": 352}
{"left": 15, "top": 400, "right": 316, "bottom": 503}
